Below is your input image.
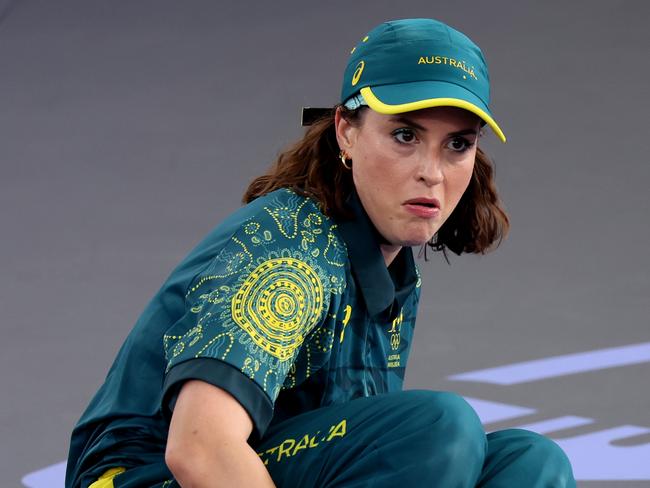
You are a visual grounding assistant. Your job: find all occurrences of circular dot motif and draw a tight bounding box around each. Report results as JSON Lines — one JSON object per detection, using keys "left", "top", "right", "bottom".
{"left": 232, "top": 258, "right": 324, "bottom": 361}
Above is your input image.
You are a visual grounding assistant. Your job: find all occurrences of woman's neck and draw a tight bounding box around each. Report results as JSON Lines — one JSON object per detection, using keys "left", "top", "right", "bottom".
{"left": 380, "top": 244, "right": 402, "bottom": 267}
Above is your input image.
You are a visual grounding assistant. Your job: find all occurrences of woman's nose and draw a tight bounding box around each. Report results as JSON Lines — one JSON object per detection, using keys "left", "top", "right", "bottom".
{"left": 417, "top": 152, "right": 444, "bottom": 186}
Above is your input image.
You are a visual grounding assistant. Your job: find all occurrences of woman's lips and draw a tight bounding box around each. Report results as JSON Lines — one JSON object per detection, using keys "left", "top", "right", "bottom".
{"left": 404, "top": 203, "right": 441, "bottom": 218}
{"left": 403, "top": 198, "right": 441, "bottom": 218}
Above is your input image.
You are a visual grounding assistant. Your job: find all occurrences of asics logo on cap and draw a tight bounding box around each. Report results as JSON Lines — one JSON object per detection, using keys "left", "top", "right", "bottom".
{"left": 351, "top": 61, "right": 365, "bottom": 86}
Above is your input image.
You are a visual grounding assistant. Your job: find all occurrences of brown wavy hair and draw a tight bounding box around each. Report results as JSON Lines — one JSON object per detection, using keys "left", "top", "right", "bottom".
{"left": 243, "top": 106, "right": 509, "bottom": 256}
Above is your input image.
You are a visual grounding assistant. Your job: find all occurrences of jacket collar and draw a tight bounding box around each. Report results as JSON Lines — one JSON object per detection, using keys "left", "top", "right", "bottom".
{"left": 335, "top": 191, "right": 418, "bottom": 319}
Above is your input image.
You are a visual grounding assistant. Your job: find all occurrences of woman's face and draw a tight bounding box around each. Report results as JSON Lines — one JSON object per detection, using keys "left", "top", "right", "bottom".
{"left": 335, "top": 106, "right": 480, "bottom": 254}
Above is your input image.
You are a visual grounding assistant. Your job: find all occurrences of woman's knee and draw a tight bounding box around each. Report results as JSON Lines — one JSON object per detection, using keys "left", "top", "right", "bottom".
{"left": 404, "top": 390, "right": 487, "bottom": 465}
{"left": 488, "top": 429, "right": 575, "bottom": 486}
{"left": 406, "top": 390, "right": 483, "bottom": 428}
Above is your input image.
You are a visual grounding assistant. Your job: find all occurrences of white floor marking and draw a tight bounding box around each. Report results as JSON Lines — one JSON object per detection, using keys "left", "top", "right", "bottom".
{"left": 555, "top": 425, "right": 650, "bottom": 480}
{"left": 21, "top": 461, "right": 66, "bottom": 488}
{"left": 449, "top": 342, "right": 650, "bottom": 385}
{"left": 463, "top": 396, "right": 536, "bottom": 424}
{"left": 511, "top": 415, "right": 594, "bottom": 434}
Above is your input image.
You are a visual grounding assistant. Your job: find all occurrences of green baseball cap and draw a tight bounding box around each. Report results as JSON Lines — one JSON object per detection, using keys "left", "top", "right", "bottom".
{"left": 341, "top": 18, "right": 506, "bottom": 143}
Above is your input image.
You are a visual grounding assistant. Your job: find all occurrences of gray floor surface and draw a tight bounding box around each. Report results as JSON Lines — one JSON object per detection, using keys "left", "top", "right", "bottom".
{"left": 2, "top": 1, "right": 649, "bottom": 486}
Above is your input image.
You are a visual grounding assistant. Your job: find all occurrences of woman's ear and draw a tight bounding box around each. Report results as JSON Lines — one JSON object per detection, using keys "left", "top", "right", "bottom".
{"left": 334, "top": 107, "right": 357, "bottom": 153}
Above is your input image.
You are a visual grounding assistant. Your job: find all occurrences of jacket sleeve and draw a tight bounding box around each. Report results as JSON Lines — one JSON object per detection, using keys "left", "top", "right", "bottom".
{"left": 161, "top": 192, "right": 337, "bottom": 439}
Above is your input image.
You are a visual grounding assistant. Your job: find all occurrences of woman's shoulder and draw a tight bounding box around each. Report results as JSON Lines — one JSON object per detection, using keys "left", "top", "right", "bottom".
{"left": 184, "top": 188, "right": 349, "bottom": 298}
{"left": 246, "top": 188, "right": 330, "bottom": 225}
{"left": 237, "top": 188, "right": 348, "bottom": 271}
{"left": 247, "top": 188, "right": 334, "bottom": 229}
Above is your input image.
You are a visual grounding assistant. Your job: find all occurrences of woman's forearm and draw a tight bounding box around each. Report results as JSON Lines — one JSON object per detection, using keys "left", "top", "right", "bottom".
{"left": 166, "top": 380, "right": 276, "bottom": 488}
{"left": 169, "top": 440, "right": 276, "bottom": 488}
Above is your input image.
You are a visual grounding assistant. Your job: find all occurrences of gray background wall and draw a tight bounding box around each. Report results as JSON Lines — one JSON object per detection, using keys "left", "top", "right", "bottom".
{"left": 1, "top": 1, "right": 649, "bottom": 486}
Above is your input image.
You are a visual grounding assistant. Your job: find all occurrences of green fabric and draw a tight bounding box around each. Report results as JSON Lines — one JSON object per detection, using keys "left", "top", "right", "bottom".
{"left": 77, "top": 391, "right": 576, "bottom": 488}
{"left": 341, "top": 19, "right": 492, "bottom": 114}
{"left": 162, "top": 358, "right": 273, "bottom": 431}
{"left": 260, "top": 391, "right": 576, "bottom": 487}
{"left": 336, "top": 191, "right": 418, "bottom": 317}
{"left": 66, "top": 188, "right": 420, "bottom": 488}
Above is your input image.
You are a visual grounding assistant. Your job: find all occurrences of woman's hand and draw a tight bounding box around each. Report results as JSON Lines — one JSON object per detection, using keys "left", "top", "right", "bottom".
{"left": 165, "top": 380, "right": 276, "bottom": 488}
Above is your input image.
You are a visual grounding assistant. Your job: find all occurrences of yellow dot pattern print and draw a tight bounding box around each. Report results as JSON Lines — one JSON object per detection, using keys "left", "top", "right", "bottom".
{"left": 232, "top": 257, "right": 324, "bottom": 361}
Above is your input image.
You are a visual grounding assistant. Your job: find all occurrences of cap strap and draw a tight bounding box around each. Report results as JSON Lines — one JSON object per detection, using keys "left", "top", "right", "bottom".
{"left": 343, "top": 93, "right": 367, "bottom": 110}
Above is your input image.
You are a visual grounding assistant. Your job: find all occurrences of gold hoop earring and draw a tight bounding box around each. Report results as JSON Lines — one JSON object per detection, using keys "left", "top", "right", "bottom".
{"left": 339, "top": 151, "right": 352, "bottom": 170}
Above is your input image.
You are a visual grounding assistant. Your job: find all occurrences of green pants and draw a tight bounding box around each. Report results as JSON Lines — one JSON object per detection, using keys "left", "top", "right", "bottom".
{"left": 254, "top": 390, "right": 576, "bottom": 487}
{"left": 100, "top": 390, "right": 575, "bottom": 487}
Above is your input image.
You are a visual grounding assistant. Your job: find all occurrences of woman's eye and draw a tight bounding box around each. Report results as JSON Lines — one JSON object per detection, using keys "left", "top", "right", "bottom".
{"left": 446, "top": 136, "right": 473, "bottom": 152}
{"left": 392, "top": 128, "right": 417, "bottom": 144}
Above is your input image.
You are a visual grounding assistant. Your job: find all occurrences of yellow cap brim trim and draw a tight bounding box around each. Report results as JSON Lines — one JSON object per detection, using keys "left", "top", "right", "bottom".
{"left": 361, "top": 86, "right": 506, "bottom": 143}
